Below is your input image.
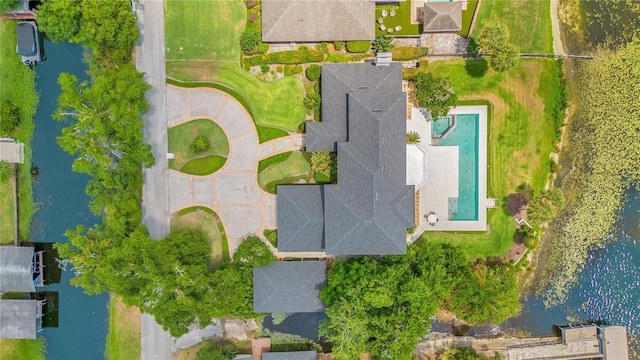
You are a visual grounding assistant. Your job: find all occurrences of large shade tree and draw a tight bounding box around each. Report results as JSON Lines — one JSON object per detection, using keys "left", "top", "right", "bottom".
{"left": 411, "top": 72, "right": 457, "bottom": 119}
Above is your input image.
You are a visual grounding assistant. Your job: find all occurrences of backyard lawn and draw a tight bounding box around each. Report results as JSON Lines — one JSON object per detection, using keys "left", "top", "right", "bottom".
{"left": 106, "top": 296, "right": 140, "bottom": 360}
{"left": 471, "top": 0, "right": 553, "bottom": 53}
{"left": 412, "top": 59, "right": 560, "bottom": 258}
{"left": 171, "top": 207, "right": 229, "bottom": 268}
{"left": 165, "top": 0, "right": 306, "bottom": 135}
{"left": 258, "top": 151, "right": 312, "bottom": 194}
{"left": 166, "top": 62, "right": 305, "bottom": 132}
{"left": 375, "top": 2, "right": 422, "bottom": 36}
{"left": 168, "top": 119, "right": 229, "bottom": 175}
{"left": 165, "top": 0, "right": 245, "bottom": 62}
{"left": 0, "top": 338, "right": 46, "bottom": 360}
{"left": 0, "top": 176, "right": 14, "bottom": 244}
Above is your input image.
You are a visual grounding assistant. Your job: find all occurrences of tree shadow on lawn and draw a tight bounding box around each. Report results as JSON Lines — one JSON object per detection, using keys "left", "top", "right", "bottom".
{"left": 464, "top": 57, "right": 489, "bottom": 78}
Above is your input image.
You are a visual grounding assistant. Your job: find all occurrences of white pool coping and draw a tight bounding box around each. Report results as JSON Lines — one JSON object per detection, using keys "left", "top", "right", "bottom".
{"left": 407, "top": 105, "right": 489, "bottom": 233}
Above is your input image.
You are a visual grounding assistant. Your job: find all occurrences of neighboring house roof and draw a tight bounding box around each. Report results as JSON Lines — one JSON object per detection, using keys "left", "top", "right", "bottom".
{"left": 277, "top": 186, "right": 324, "bottom": 252}
{"left": 262, "top": 351, "right": 317, "bottom": 360}
{"left": 423, "top": 2, "right": 462, "bottom": 32}
{"left": 0, "top": 246, "right": 36, "bottom": 293}
{"left": 253, "top": 261, "right": 326, "bottom": 313}
{"left": 16, "top": 22, "right": 36, "bottom": 56}
{"left": 262, "top": 0, "right": 375, "bottom": 42}
{"left": 0, "top": 299, "right": 38, "bottom": 339}
{"left": 307, "top": 63, "right": 403, "bottom": 152}
{"left": 0, "top": 140, "right": 25, "bottom": 164}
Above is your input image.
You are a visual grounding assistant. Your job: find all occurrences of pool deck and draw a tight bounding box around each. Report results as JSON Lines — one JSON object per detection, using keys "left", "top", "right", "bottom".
{"left": 407, "top": 105, "right": 489, "bottom": 234}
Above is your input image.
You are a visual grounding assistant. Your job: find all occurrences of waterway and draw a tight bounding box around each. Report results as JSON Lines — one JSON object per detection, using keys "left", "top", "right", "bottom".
{"left": 31, "top": 39, "right": 108, "bottom": 360}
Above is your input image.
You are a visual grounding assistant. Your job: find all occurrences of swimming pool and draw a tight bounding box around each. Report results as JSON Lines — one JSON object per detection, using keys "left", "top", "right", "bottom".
{"left": 432, "top": 114, "right": 479, "bottom": 221}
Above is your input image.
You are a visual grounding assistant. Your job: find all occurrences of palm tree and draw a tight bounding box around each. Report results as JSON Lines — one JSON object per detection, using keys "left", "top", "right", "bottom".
{"left": 190, "top": 135, "right": 211, "bottom": 154}
{"left": 406, "top": 131, "right": 421, "bottom": 144}
{"left": 0, "top": 161, "right": 13, "bottom": 182}
{"left": 372, "top": 34, "right": 394, "bottom": 54}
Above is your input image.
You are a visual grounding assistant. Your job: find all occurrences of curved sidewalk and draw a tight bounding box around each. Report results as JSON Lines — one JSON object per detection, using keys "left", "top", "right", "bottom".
{"left": 166, "top": 85, "right": 305, "bottom": 251}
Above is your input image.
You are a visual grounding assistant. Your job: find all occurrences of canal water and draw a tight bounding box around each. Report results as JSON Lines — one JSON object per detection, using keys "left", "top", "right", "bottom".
{"left": 31, "top": 39, "right": 108, "bottom": 360}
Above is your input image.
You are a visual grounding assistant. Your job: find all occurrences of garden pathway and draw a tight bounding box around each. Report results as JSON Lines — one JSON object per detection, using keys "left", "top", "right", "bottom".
{"left": 166, "top": 85, "right": 307, "bottom": 254}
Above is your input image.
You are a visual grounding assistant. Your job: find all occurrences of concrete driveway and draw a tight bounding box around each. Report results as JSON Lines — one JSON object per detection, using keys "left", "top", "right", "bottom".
{"left": 167, "top": 85, "right": 305, "bottom": 252}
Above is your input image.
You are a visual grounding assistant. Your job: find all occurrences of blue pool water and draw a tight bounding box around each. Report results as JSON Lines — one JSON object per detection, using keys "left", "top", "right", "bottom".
{"left": 432, "top": 114, "right": 479, "bottom": 221}
{"left": 432, "top": 116, "right": 452, "bottom": 137}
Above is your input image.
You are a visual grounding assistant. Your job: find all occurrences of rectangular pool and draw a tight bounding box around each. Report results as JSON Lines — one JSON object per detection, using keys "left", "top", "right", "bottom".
{"left": 432, "top": 114, "right": 479, "bottom": 221}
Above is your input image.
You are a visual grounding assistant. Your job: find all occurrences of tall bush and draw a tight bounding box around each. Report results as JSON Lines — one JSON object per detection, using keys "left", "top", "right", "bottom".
{"left": 345, "top": 40, "right": 371, "bottom": 53}
{"left": 305, "top": 64, "right": 321, "bottom": 81}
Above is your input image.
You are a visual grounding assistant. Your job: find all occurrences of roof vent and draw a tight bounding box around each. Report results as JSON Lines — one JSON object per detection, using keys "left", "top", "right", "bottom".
{"left": 359, "top": 86, "right": 369, "bottom": 90}
{"left": 375, "top": 192, "right": 380, "bottom": 201}
{"left": 373, "top": 109, "right": 383, "bottom": 113}
{"left": 363, "top": 220, "right": 373, "bottom": 226}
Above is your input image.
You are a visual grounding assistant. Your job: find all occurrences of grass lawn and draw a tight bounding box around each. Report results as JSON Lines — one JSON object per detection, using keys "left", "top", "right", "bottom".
{"left": 258, "top": 152, "right": 311, "bottom": 194}
{"left": 411, "top": 59, "right": 559, "bottom": 258}
{"left": 166, "top": 62, "right": 305, "bottom": 132}
{"left": 165, "top": 0, "right": 245, "bottom": 62}
{"left": 0, "top": 338, "right": 46, "bottom": 360}
{"left": 375, "top": 2, "right": 422, "bottom": 36}
{"left": 106, "top": 296, "right": 141, "bottom": 360}
{"left": 471, "top": 0, "right": 552, "bottom": 53}
{"left": 458, "top": 0, "right": 479, "bottom": 38}
{"left": 0, "top": 175, "right": 15, "bottom": 244}
{"left": 172, "top": 207, "right": 229, "bottom": 268}
{"left": 180, "top": 156, "right": 227, "bottom": 176}
{"left": 168, "top": 119, "right": 229, "bottom": 173}
{"left": 165, "top": 0, "right": 306, "bottom": 136}
{"left": 0, "top": 19, "right": 38, "bottom": 242}
{"left": 258, "top": 151, "right": 292, "bottom": 173}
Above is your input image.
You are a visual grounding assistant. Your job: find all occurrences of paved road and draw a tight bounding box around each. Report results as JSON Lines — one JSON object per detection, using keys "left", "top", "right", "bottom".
{"left": 135, "top": 0, "right": 173, "bottom": 359}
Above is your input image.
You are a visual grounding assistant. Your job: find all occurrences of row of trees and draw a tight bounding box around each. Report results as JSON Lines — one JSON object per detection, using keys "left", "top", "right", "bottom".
{"left": 320, "top": 241, "right": 520, "bottom": 360}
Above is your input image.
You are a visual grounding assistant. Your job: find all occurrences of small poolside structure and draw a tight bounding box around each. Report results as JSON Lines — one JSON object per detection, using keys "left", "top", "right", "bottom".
{"left": 0, "top": 299, "right": 45, "bottom": 339}
{"left": 422, "top": 1, "right": 462, "bottom": 33}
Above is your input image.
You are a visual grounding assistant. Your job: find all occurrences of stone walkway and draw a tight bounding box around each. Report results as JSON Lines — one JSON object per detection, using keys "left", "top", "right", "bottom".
{"left": 166, "top": 85, "right": 304, "bottom": 252}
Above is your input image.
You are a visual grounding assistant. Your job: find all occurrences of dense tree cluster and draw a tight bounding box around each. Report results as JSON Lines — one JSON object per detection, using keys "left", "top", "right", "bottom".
{"left": 320, "top": 242, "right": 520, "bottom": 360}
{"left": 411, "top": 72, "right": 457, "bottom": 119}
{"left": 539, "top": 41, "right": 640, "bottom": 306}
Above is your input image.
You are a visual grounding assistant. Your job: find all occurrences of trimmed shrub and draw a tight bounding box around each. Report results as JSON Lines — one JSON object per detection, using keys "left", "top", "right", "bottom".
{"left": 260, "top": 64, "right": 270, "bottom": 73}
{"left": 239, "top": 27, "right": 261, "bottom": 52}
{"left": 276, "top": 66, "right": 284, "bottom": 73}
{"left": 306, "top": 64, "right": 321, "bottom": 81}
{"left": 346, "top": 40, "right": 371, "bottom": 53}
{"left": 291, "top": 65, "right": 303, "bottom": 74}
{"left": 284, "top": 65, "right": 293, "bottom": 76}
{"left": 334, "top": 41, "right": 345, "bottom": 51}
{"left": 258, "top": 42, "right": 269, "bottom": 53}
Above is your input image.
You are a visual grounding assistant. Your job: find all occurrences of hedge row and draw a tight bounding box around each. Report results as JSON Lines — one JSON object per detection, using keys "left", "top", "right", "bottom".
{"left": 346, "top": 40, "right": 371, "bottom": 53}
{"left": 245, "top": 46, "right": 324, "bottom": 66}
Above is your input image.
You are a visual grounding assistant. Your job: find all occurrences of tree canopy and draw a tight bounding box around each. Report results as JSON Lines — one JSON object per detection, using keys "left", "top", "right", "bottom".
{"left": 372, "top": 34, "right": 394, "bottom": 54}
{"left": 411, "top": 72, "right": 457, "bottom": 119}
{"left": 478, "top": 21, "right": 519, "bottom": 72}
{"left": 320, "top": 242, "right": 520, "bottom": 360}
{"left": 35, "top": 0, "right": 82, "bottom": 43}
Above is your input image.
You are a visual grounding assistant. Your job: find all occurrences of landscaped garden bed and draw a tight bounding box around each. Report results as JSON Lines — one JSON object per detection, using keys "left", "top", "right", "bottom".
{"left": 168, "top": 119, "right": 229, "bottom": 176}
{"left": 257, "top": 151, "right": 312, "bottom": 194}
{"left": 171, "top": 206, "right": 230, "bottom": 269}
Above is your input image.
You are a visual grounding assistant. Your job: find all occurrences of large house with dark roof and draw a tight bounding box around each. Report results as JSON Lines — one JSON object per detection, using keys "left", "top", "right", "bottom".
{"left": 261, "top": 0, "right": 375, "bottom": 42}
{"left": 422, "top": 2, "right": 463, "bottom": 33}
{"left": 278, "top": 63, "right": 415, "bottom": 256}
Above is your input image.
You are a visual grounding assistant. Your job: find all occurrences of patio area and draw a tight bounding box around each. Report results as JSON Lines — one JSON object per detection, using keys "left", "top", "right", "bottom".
{"left": 407, "top": 106, "right": 491, "bottom": 235}
{"left": 375, "top": 1, "right": 422, "bottom": 36}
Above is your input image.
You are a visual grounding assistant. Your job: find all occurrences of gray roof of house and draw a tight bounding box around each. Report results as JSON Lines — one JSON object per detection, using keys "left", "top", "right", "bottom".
{"left": 307, "top": 63, "right": 403, "bottom": 152}
{"left": 0, "top": 300, "right": 37, "bottom": 339}
{"left": 262, "top": 351, "right": 317, "bottom": 360}
{"left": 253, "top": 261, "right": 326, "bottom": 313}
{"left": 423, "top": 2, "right": 462, "bottom": 32}
{"left": 262, "top": 0, "right": 375, "bottom": 42}
{"left": 323, "top": 92, "right": 415, "bottom": 255}
{"left": 277, "top": 185, "right": 324, "bottom": 252}
{"left": 0, "top": 246, "right": 35, "bottom": 293}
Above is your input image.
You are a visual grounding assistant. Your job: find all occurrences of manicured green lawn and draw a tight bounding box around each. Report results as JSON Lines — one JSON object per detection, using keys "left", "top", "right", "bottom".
{"left": 458, "top": 0, "right": 479, "bottom": 38}
{"left": 0, "top": 338, "right": 46, "bottom": 360}
{"left": 106, "top": 296, "right": 140, "bottom": 360}
{"left": 168, "top": 119, "right": 229, "bottom": 174}
{"left": 411, "top": 59, "right": 559, "bottom": 258}
{"left": 0, "top": 19, "right": 38, "bottom": 242}
{"left": 172, "top": 207, "right": 229, "bottom": 268}
{"left": 258, "top": 152, "right": 311, "bottom": 194}
{"left": 165, "top": 0, "right": 245, "bottom": 62}
{"left": 375, "top": 2, "right": 422, "bottom": 36}
{"left": 258, "top": 151, "right": 293, "bottom": 173}
{"left": 471, "top": 0, "right": 552, "bottom": 53}
{"left": 166, "top": 62, "right": 305, "bottom": 132}
{"left": 0, "top": 177, "right": 15, "bottom": 244}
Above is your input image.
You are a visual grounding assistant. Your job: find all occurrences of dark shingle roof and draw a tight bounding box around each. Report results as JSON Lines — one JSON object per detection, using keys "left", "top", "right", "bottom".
{"left": 253, "top": 262, "right": 326, "bottom": 313}
{"left": 16, "top": 22, "right": 36, "bottom": 57}
{"left": 0, "top": 247, "right": 35, "bottom": 293}
{"left": 0, "top": 300, "right": 38, "bottom": 339}
{"left": 277, "top": 186, "right": 324, "bottom": 252}
{"left": 262, "top": 0, "right": 375, "bottom": 42}
{"left": 262, "top": 351, "right": 317, "bottom": 360}
{"left": 307, "top": 63, "right": 403, "bottom": 152}
{"left": 323, "top": 92, "right": 414, "bottom": 255}
{"left": 423, "top": 2, "right": 463, "bottom": 32}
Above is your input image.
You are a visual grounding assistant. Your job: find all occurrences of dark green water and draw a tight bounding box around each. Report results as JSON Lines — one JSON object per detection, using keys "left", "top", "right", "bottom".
{"left": 31, "top": 39, "right": 108, "bottom": 360}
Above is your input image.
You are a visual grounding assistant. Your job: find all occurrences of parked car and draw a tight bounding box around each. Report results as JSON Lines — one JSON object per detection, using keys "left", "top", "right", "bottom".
{"left": 16, "top": 21, "right": 41, "bottom": 66}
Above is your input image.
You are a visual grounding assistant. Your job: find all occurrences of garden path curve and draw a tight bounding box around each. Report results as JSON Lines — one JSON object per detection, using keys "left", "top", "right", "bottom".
{"left": 166, "top": 85, "right": 305, "bottom": 251}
